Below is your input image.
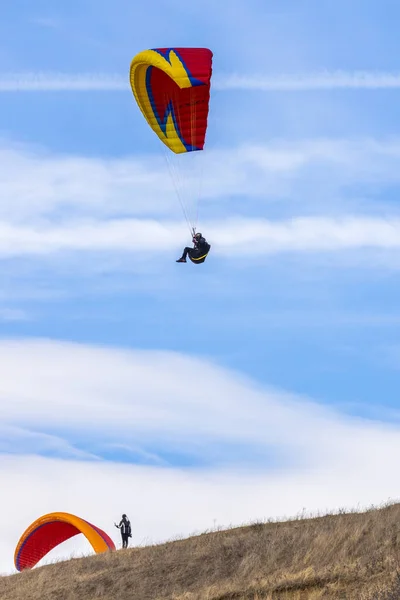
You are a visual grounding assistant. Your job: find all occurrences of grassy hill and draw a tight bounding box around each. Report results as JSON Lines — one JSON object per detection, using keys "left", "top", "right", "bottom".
{"left": 2, "top": 503, "right": 400, "bottom": 599}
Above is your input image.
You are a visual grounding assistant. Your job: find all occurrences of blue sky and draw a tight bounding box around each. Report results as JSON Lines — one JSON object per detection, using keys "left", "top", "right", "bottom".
{"left": 2, "top": 0, "right": 400, "bottom": 573}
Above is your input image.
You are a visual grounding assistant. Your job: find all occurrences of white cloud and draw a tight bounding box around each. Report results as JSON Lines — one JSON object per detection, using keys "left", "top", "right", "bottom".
{"left": 0, "top": 144, "right": 176, "bottom": 221}
{"left": 8, "top": 136, "right": 400, "bottom": 215}
{"left": 0, "top": 215, "right": 400, "bottom": 259}
{"left": 0, "top": 424, "right": 99, "bottom": 460}
{"left": 213, "top": 216, "right": 400, "bottom": 255}
{"left": 1, "top": 137, "right": 400, "bottom": 225}
{"left": 0, "top": 337, "right": 385, "bottom": 464}
{"left": 0, "top": 338, "right": 400, "bottom": 575}
{"left": 1, "top": 138, "right": 400, "bottom": 272}
{"left": 0, "top": 338, "right": 306, "bottom": 449}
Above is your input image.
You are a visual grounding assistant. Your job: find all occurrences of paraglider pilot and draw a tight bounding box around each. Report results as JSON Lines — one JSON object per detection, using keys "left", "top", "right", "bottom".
{"left": 114, "top": 514, "right": 132, "bottom": 549}
{"left": 176, "top": 232, "right": 211, "bottom": 264}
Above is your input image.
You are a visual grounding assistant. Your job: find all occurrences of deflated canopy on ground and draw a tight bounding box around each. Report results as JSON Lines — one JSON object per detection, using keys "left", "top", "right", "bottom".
{"left": 14, "top": 511, "right": 116, "bottom": 571}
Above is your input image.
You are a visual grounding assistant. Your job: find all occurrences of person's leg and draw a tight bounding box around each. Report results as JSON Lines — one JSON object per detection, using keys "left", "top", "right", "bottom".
{"left": 176, "top": 247, "right": 192, "bottom": 262}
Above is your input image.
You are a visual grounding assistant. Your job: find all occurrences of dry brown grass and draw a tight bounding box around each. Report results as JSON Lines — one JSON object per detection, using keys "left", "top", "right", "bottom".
{"left": 2, "top": 502, "right": 400, "bottom": 599}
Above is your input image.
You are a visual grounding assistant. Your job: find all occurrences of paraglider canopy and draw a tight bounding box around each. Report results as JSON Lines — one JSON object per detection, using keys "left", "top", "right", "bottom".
{"left": 14, "top": 512, "right": 115, "bottom": 571}
{"left": 130, "top": 47, "right": 213, "bottom": 154}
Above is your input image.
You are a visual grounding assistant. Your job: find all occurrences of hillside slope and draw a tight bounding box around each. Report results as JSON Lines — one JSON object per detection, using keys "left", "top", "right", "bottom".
{"left": 2, "top": 503, "right": 400, "bottom": 599}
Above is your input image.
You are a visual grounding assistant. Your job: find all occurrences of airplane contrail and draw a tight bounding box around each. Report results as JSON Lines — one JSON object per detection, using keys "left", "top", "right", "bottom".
{"left": 1, "top": 70, "right": 400, "bottom": 92}
{"left": 216, "top": 70, "right": 400, "bottom": 91}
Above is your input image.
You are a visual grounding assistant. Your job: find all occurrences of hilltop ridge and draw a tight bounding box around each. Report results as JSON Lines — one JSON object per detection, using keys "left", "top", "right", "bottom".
{"left": 2, "top": 502, "right": 400, "bottom": 599}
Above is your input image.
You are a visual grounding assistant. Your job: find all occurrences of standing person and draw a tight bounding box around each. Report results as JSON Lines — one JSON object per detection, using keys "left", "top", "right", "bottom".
{"left": 114, "top": 514, "right": 132, "bottom": 548}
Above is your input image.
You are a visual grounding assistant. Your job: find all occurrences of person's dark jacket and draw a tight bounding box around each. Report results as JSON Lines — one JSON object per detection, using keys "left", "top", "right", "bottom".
{"left": 193, "top": 236, "right": 210, "bottom": 253}
{"left": 117, "top": 518, "right": 131, "bottom": 536}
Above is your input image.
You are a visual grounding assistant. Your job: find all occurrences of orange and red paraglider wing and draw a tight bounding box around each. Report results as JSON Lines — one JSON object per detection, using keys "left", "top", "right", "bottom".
{"left": 87, "top": 521, "right": 115, "bottom": 550}
{"left": 14, "top": 512, "right": 115, "bottom": 571}
{"left": 15, "top": 520, "right": 79, "bottom": 570}
{"left": 130, "top": 48, "right": 213, "bottom": 154}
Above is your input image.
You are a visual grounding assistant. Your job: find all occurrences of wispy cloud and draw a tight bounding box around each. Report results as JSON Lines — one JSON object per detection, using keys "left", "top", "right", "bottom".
{"left": 0, "top": 424, "right": 99, "bottom": 460}
{"left": 2, "top": 215, "right": 400, "bottom": 259}
{"left": 0, "top": 308, "right": 27, "bottom": 322}
{"left": 0, "top": 337, "right": 397, "bottom": 470}
{"left": 1, "top": 139, "right": 400, "bottom": 264}
{"left": 2, "top": 137, "right": 400, "bottom": 225}
{"left": 215, "top": 216, "right": 400, "bottom": 255}
{"left": 3, "top": 70, "right": 400, "bottom": 92}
